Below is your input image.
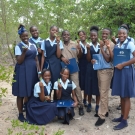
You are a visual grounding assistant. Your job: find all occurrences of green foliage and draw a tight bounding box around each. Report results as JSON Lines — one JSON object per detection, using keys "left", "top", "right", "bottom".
{"left": 8, "top": 119, "right": 65, "bottom": 135}
{"left": 54, "top": 130, "right": 64, "bottom": 135}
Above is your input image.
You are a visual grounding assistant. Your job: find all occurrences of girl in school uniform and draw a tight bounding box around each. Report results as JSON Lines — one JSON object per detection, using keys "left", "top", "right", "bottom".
{"left": 112, "top": 23, "right": 135, "bottom": 110}
{"left": 111, "top": 27, "right": 135, "bottom": 130}
{"left": 41, "top": 26, "right": 63, "bottom": 99}
{"left": 85, "top": 26, "right": 100, "bottom": 114}
{"left": 29, "top": 26, "right": 43, "bottom": 66}
{"left": 26, "top": 69, "right": 58, "bottom": 125}
{"left": 53, "top": 68, "right": 78, "bottom": 125}
{"left": 78, "top": 30, "right": 89, "bottom": 107}
{"left": 12, "top": 24, "right": 40, "bottom": 122}
{"left": 112, "top": 24, "right": 134, "bottom": 45}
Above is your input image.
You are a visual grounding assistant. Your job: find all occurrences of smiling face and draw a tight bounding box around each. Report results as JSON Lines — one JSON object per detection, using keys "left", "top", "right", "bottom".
{"left": 118, "top": 29, "right": 128, "bottom": 43}
{"left": 42, "top": 71, "right": 51, "bottom": 84}
{"left": 30, "top": 26, "right": 39, "bottom": 39}
{"left": 62, "top": 31, "right": 70, "bottom": 42}
{"left": 50, "top": 26, "right": 58, "bottom": 38}
{"left": 90, "top": 31, "right": 98, "bottom": 44}
{"left": 61, "top": 69, "right": 69, "bottom": 82}
{"left": 102, "top": 29, "right": 110, "bottom": 41}
{"left": 78, "top": 31, "right": 86, "bottom": 42}
{"left": 20, "top": 31, "right": 29, "bottom": 44}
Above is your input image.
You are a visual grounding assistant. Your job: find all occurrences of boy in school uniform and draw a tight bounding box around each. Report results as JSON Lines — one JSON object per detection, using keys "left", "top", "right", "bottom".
{"left": 94, "top": 28, "right": 114, "bottom": 126}
{"left": 60, "top": 30, "right": 84, "bottom": 116}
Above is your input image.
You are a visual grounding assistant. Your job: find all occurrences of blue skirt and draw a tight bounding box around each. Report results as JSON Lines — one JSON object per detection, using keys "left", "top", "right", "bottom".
{"left": 26, "top": 96, "right": 58, "bottom": 125}
{"left": 112, "top": 66, "right": 135, "bottom": 98}
{"left": 85, "top": 63, "right": 99, "bottom": 96}
{"left": 12, "top": 59, "right": 39, "bottom": 97}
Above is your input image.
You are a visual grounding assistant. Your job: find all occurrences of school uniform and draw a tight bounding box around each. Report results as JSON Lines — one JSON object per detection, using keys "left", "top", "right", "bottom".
{"left": 41, "top": 38, "right": 63, "bottom": 85}
{"left": 26, "top": 79, "right": 58, "bottom": 125}
{"left": 12, "top": 42, "right": 39, "bottom": 97}
{"left": 85, "top": 43, "right": 100, "bottom": 96}
{"left": 29, "top": 37, "right": 43, "bottom": 65}
{"left": 61, "top": 40, "right": 83, "bottom": 107}
{"left": 97, "top": 40, "right": 114, "bottom": 119}
{"left": 78, "top": 41, "right": 88, "bottom": 90}
{"left": 54, "top": 79, "right": 76, "bottom": 124}
{"left": 112, "top": 39, "right": 135, "bottom": 97}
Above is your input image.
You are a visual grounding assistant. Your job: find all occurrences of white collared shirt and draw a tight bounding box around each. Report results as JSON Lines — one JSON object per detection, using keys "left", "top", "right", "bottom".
{"left": 53, "top": 79, "right": 76, "bottom": 90}
{"left": 30, "top": 37, "right": 42, "bottom": 44}
{"left": 41, "top": 37, "right": 64, "bottom": 57}
{"left": 15, "top": 41, "right": 38, "bottom": 56}
{"left": 34, "top": 79, "right": 52, "bottom": 97}
{"left": 90, "top": 42, "right": 100, "bottom": 52}
{"left": 116, "top": 39, "right": 135, "bottom": 59}
{"left": 80, "top": 41, "right": 88, "bottom": 54}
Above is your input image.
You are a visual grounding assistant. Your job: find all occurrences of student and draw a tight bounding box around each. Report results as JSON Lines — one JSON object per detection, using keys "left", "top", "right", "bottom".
{"left": 85, "top": 26, "right": 100, "bottom": 114}
{"left": 112, "top": 24, "right": 134, "bottom": 45}
{"left": 26, "top": 69, "right": 58, "bottom": 125}
{"left": 78, "top": 30, "right": 89, "bottom": 107}
{"left": 60, "top": 30, "right": 84, "bottom": 116}
{"left": 112, "top": 24, "right": 135, "bottom": 110}
{"left": 12, "top": 24, "right": 40, "bottom": 122}
{"left": 29, "top": 26, "right": 43, "bottom": 66}
{"left": 54, "top": 68, "right": 78, "bottom": 124}
{"left": 93, "top": 28, "right": 114, "bottom": 126}
{"left": 41, "top": 26, "right": 63, "bottom": 99}
{"left": 111, "top": 27, "right": 135, "bottom": 130}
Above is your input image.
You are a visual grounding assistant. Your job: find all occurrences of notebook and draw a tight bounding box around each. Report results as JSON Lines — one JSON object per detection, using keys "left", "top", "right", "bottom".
{"left": 93, "top": 54, "right": 112, "bottom": 70}
{"left": 57, "top": 100, "right": 74, "bottom": 107}
{"left": 113, "top": 49, "right": 130, "bottom": 68}
{"left": 61, "top": 58, "right": 79, "bottom": 74}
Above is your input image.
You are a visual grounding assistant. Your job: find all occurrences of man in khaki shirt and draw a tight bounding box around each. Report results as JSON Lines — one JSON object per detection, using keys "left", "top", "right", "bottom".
{"left": 60, "top": 30, "right": 84, "bottom": 116}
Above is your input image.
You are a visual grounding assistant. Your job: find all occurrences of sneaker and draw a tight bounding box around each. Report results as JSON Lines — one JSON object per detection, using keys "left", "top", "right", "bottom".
{"left": 79, "top": 107, "right": 84, "bottom": 116}
{"left": 113, "top": 119, "right": 128, "bottom": 130}
{"left": 87, "top": 104, "right": 91, "bottom": 112}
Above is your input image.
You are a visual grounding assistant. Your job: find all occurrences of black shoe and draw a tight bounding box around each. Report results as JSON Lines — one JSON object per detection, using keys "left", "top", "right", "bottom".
{"left": 94, "top": 113, "right": 99, "bottom": 117}
{"left": 79, "top": 107, "right": 84, "bottom": 116}
{"left": 116, "top": 105, "right": 121, "bottom": 110}
{"left": 105, "top": 112, "right": 109, "bottom": 117}
{"left": 95, "top": 117, "right": 105, "bottom": 126}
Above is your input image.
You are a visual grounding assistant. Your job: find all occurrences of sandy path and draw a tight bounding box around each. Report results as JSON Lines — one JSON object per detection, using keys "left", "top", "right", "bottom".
{"left": 0, "top": 81, "right": 135, "bottom": 135}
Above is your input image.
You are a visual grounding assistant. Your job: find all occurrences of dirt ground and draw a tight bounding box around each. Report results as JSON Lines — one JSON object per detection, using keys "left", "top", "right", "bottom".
{"left": 0, "top": 81, "right": 135, "bottom": 135}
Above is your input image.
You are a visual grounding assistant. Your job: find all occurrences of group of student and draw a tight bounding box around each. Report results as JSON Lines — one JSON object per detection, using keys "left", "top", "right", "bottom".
{"left": 12, "top": 23, "right": 135, "bottom": 130}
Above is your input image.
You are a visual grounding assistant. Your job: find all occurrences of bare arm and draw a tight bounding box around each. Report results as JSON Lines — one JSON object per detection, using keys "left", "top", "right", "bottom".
{"left": 16, "top": 48, "right": 28, "bottom": 64}
{"left": 55, "top": 83, "right": 62, "bottom": 99}
{"left": 41, "top": 50, "right": 45, "bottom": 70}
{"left": 105, "top": 40, "right": 114, "bottom": 61}
{"left": 56, "top": 36, "right": 62, "bottom": 58}
{"left": 35, "top": 56, "right": 41, "bottom": 72}
{"left": 116, "top": 51, "right": 135, "bottom": 69}
{"left": 100, "top": 40, "right": 111, "bottom": 63}
{"left": 38, "top": 82, "right": 46, "bottom": 102}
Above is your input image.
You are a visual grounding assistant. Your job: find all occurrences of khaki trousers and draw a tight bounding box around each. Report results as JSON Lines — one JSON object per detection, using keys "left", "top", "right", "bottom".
{"left": 97, "top": 69, "right": 113, "bottom": 119}
{"left": 70, "top": 72, "right": 83, "bottom": 107}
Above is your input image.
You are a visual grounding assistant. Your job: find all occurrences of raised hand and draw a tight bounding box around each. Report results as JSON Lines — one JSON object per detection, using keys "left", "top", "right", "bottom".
{"left": 99, "top": 40, "right": 104, "bottom": 48}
